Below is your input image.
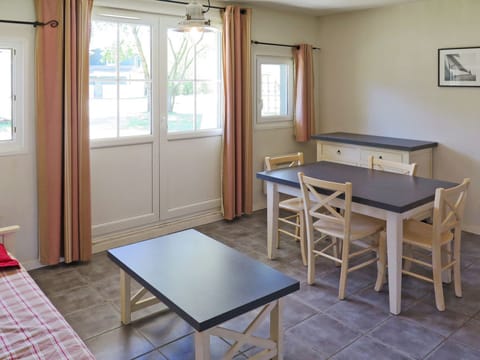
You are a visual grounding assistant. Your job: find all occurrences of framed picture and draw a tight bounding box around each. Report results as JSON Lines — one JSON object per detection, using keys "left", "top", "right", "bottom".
{"left": 438, "top": 46, "right": 480, "bottom": 87}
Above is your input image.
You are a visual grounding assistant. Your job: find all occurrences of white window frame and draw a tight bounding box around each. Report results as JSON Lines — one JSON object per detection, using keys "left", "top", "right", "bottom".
{"left": 89, "top": 9, "right": 156, "bottom": 146}
{"left": 0, "top": 39, "right": 25, "bottom": 155}
{"left": 163, "top": 17, "right": 223, "bottom": 141}
{"left": 254, "top": 54, "right": 294, "bottom": 129}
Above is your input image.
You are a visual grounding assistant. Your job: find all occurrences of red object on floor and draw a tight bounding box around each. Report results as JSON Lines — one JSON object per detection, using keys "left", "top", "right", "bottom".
{"left": 0, "top": 243, "right": 19, "bottom": 268}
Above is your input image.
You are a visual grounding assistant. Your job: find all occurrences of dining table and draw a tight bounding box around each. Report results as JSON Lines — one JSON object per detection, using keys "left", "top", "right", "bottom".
{"left": 256, "top": 161, "right": 457, "bottom": 315}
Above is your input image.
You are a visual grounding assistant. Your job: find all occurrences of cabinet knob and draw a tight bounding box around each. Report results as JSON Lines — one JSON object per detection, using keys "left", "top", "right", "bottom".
{"left": 379, "top": 155, "right": 383, "bottom": 159}
{"left": 337, "top": 150, "right": 341, "bottom": 155}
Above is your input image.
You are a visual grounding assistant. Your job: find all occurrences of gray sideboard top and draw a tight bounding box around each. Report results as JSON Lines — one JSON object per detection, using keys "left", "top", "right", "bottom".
{"left": 312, "top": 132, "right": 438, "bottom": 151}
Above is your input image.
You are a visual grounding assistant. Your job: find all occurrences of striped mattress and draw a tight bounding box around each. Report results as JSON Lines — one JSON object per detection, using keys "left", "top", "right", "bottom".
{"left": 0, "top": 266, "right": 95, "bottom": 359}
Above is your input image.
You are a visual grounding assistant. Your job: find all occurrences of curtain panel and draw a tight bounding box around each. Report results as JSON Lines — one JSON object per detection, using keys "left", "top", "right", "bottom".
{"left": 222, "top": 6, "right": 253, "bottom": 220}
{"left": 293, "top": 44, "right": 315, "bottom": 142}
{"left": 35, "top": 0, "right": 93, "bottom": 265}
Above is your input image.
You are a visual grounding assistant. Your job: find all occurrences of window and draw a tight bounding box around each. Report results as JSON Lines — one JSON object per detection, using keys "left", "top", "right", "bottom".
{"left": 89, "top": 18, "right": 152, "bottom": 140}
{"left": 167, "top": 29, "right": 222, "bottom": 134}
{"left": 256, "top": 55, "right": 293, "bottom": 126}
{"left": 0, "top": 41, "right": 24, "bottom": 154}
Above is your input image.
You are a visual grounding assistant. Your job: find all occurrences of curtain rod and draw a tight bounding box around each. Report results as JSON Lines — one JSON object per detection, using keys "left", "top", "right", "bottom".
{"left": 155, "top": 0, "right": 226, "bottom": 11}
{"left": 252, "top": 40, "right": 320, "bottom": 50}
{"left": 0, "top": 19, "right": 59, "bottom": 28}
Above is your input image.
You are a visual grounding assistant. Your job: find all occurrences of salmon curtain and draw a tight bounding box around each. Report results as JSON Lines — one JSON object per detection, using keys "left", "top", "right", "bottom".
{"left": 35, "top": 0, "right": 93, "bottom": 265}
{"left": 293, "top": 44, "right": 315, "bottom": 142}
{"left": 222, "top": 6, "right": 253, "bottom": 220}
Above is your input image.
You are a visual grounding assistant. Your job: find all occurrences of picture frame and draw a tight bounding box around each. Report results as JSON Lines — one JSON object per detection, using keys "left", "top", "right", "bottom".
{"left": 438, "top": 46, "right": 480, "bottom": 87}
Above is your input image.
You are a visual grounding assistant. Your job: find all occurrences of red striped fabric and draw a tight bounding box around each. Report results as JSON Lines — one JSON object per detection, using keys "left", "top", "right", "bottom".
{"left": 0, "top": 267, "right": 95, "bottom": 359}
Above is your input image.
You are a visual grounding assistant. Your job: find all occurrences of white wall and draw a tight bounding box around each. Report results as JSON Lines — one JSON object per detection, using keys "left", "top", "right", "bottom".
{"left": 317, "top": 0, "right": 480, "bottom": 234}
{"left": 0, "top": 0, "right": 38, "bottom": 267}
{"left": 251, "top": 7, "right": 320, "bottom": 210}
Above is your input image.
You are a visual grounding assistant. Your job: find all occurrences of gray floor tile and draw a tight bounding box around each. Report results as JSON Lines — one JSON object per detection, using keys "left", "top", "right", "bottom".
{"left": 425, "top": 339, "right": 480, "bottom": 360}
{"left": 286, "top": 314, "right": 360, "bottom": 357}
{"left": 158, "top": 334, "right": 238, "bottom": 360}
{"left": 48, "top": 284, "right": 106, "bottom": 315}
{"left": 325, "top": 297, "right": 390, "bottom": 332}
{"left": 371, "top": 317, "right": 445, "bottom": 359}
{"left": 449, "top": 318, "right": 480, "bottom": 352}
{"left": 400, "top": 300, "right": 469, "bottom": 336}
{"left": 133, "top": 310, "right": 194, "bottom": 348}
{"left": 65, "top": 302, "right": 121, "bottom": 340}
{"left": 331, "top": 335, "right": 413, "bottom": 360}
{"left": 85, "top": 326, "right": 155, "bottom": 360}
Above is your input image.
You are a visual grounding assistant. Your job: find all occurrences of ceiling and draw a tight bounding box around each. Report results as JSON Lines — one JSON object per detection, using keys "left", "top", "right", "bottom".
{"left": 221, "top": 0, "right": 420, "bottom": 15}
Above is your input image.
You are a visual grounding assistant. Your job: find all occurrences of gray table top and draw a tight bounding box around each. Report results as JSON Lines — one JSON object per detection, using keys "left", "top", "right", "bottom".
{"left": 257, "top": 161, "right": 457, "bottom": 213}
{"left": 312, "top": 132, "right": 438, "bottom": 151}
{"left": 107, "top": 230, "right": 299, "bottom": 331}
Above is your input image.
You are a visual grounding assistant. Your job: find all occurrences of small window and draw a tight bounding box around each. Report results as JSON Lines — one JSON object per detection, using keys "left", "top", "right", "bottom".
{"left": 167, "top": 29, "right": 222, "bottom": 134}
{"left": 89, "top": 18, "right": 152, "bottom": 140}
{"left": 0, "top": 42, "right": 24, "bottom": 155}
{"left": 256, "top": 55, "right": 293, "bottom": 126}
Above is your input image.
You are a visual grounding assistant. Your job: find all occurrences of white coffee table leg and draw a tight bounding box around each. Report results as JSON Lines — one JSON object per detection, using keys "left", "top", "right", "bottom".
{"left": 194, "top": 331, "right": 211, "bottom": 360}
{"left": 120, "top": 269, "right": 131, "bottom": 324}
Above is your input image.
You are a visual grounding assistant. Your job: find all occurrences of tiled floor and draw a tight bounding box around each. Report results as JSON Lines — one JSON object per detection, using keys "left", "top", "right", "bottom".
{"left": 29, "top": 209, "right": 480, "bottom": 360}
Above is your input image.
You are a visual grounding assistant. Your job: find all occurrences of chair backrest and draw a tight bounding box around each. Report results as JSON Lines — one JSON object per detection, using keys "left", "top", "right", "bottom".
{"left": 432, "top": 178, "right": 470, "bottom": 242}
{"left": 265, "top": 152, "right": 304, "bottom": 171}
{"left": 298, "top": 172, "right": 352, "bottom": 240}
{"left": 368, "top": 155, "right": 417, "bottom": 176}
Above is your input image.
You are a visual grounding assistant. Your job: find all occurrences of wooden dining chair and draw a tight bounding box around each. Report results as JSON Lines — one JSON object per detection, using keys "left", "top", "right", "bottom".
{"left": 399, "top": 178, "right": 470, "bottom": 311}
{"left": 265, "top": 152, "right": 307, "bottom": 265}
{"left": 368, "top": 155, "right": 417, "bottom": 176}
{"left": 298, "top": 172, "right": 386, "bottom": 299}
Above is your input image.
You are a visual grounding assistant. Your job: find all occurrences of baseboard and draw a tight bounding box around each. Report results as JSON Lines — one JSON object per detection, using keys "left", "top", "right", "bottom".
{"left": 22, "top": 259, "right": 46, "bottom": 271}
{"left": 92, "top": 211, "right": 224, "bottom": 253}
{"left": 463, "top": 224, "right": 480, "bottom": 236}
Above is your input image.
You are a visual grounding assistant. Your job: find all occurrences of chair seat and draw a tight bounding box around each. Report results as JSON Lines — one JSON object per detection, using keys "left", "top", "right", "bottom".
{"left": 313, "top": 213, "right": 384, "bottom": 241}
{"left": 279, "top": 197, "right": 304, "bottom": 212}
{"left": 403, "top": 219, "right": 453, "bottom": 249}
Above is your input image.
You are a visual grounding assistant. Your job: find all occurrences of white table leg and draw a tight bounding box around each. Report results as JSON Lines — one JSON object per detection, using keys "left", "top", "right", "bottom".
{"left": 194, "top": 331, "right": 211, "bottom": 360}
{"left": 386, "top": 212, "right": 403, "bottom": 315}
{"left": 266, "top": 182, "right": 279, "bottom": 260}
{"left": 120, "top": 269, "right": 131, "bottom": 324}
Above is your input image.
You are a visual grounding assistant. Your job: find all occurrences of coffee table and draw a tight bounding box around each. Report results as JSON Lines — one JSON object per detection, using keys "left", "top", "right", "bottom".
{"left": 107, "top": 229, "right": 299, "bottom": 360}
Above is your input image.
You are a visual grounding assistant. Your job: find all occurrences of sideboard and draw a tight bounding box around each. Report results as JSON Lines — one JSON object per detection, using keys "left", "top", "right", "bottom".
{"left": 312, "top": 132, "right": 438, "bottom": 178}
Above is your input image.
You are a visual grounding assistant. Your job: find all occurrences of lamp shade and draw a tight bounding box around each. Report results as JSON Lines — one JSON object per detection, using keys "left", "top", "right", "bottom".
{"left": 174, "top": 1, "right": 214, "bottom": 33}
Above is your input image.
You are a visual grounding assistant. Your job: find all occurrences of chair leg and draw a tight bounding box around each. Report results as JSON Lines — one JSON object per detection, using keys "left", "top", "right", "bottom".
{"left": 453, "top": 233, "right": 463, "bottom": 298}
{"left": 375, "top": 231, "right": 387, "bottom": 292}
{"left": 338, "top": 239, "right": 350, "bottom": 300}
{"left": 299, "top": 212, "right": 307, "bottom": 266}
{"left": 403, "top": 244, "right": 413, "bottom": 272}
{"left": 432, "top": 247, "right": 445, "bottom": 311}
{"left": 307, "top": 228, "right": 316, "bottom": 285}
{"left": 333, "top": 237, "right": 341, "bottom": 267}
{"left": 295, "top": 213, "right": 301, "bottom": 241}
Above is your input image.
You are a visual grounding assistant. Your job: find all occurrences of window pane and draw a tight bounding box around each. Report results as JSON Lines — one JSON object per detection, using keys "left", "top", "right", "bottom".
{"left": 196, "top": 32, "right": 219, "bottom": 80}
{"left": 90, "top": 21, "right": 117, "bottom": 78}
{"left": 89, "top": 80, "right": 118, "bottom": 139}
{"left": 119, "top": 24, "right": 151, "bottom": 81}
{"left": 261, "top": 63, "right": 289, "bottom": 117}
{"left": 167, "top": 81, "right": 194, "bottom": 132}
{"left": 167, "top": 30, "right": 194, "bottom": 81}
{"left": 89, "top": 19, "right": 152, "bottom": 139}
{"left": 167, "top": 27, "right": 221, "bottom": 133}
{"left": 196, "top": 81, "right": 219, "bottom": 130}
{"left": 119, "top": 81, "right": 151, "bottom": 136}
{"left": 0, "top": 48, "right": 12, "bottom": 141}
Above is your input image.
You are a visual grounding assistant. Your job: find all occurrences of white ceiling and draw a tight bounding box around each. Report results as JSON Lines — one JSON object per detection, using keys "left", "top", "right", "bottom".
{"left": 221, "top": 0, "right": 420, "bottom": 15}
